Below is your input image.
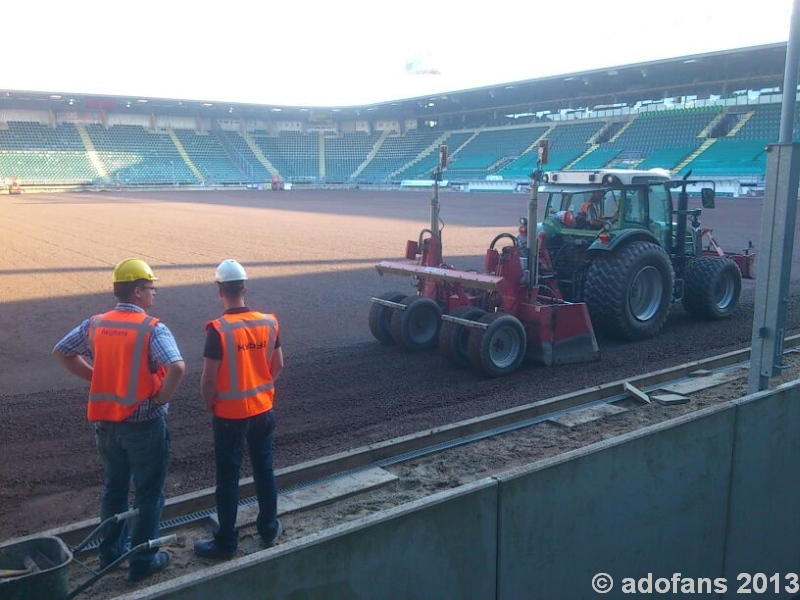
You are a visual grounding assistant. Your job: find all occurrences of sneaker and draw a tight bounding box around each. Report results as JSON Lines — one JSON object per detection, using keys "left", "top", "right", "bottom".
{"left": 127, "top": 550, "right": 170, "bottom": 583}
{"left": 262, "top": 520, "right": 283, "bottom": 548}
{"left": 193, "top": 538, "right": 236, "bottom": 560}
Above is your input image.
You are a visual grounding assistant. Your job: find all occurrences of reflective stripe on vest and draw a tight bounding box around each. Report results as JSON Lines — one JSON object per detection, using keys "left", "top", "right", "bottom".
{"left": 215, "top": 316, "right": 277, "bottom": 402}
{"left": 87, "top": 313, "right": 157, "bottom": 407}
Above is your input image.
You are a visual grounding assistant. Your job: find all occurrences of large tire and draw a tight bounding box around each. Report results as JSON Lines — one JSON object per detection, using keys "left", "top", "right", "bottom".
{"left": 368, "top": 291, "right": 406, "bottom": 344}
{"left": 440, "top": 305, "right": 487, "bottom": 367}
{"left": 682, "top": 257, "right": 742, "bottom": 320}
{"left": 467, "top": 313, "right": 527, "bottom": 377}
{"left": 390, "top": 295, "right": 442, "bottom": 351}
{"left": 584, "top": 241, "right": 674, "bottom": 341}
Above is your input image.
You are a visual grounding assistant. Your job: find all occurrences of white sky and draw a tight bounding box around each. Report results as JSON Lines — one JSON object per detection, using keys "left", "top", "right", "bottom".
{"left": 3, "top": 0, "right": 794, "bottom": 107}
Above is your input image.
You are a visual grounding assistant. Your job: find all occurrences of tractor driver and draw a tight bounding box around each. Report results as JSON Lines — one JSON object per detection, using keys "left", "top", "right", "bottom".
{"left": 581, "top": 191, "right": 618, "bottom": 228}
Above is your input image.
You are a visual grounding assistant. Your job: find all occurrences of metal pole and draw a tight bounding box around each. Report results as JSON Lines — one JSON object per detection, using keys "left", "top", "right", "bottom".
{"left": 527, "top": 166, "right": 540, "bottom": 288}
{"left": 780, "top": 3, "right": 800, "bottom": 145}
{"left": 748, "top": 0, "right": 800, "bottom": 392}
{"left": 526, "top": 140, "right": 548, "bottom": 289}
{"left": 430, "top": 145, "right": 448, "bottom": 260}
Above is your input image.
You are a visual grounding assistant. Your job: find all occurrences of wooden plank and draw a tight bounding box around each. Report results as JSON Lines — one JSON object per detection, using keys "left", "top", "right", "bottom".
{"left": 658, "top": 368, "right": 747, "bottom": 395}
{"left": 623, "top": 381, "right": 651, "bottom": 403}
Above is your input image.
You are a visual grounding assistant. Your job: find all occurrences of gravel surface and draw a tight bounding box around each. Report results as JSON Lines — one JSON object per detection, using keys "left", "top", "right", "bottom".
{"left": 1, "top": 187, "right": 798, "bottom": 551}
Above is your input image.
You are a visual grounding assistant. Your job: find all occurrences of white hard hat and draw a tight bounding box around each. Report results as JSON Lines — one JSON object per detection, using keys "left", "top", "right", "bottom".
{"left": 215, "top": 259, "right": 248, "bottom": 283}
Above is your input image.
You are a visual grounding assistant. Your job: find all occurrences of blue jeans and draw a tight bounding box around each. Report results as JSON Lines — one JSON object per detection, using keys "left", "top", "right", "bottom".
{"left": 94, "top": 417, "right": 170, "bottom": 571}
{"left": 212, "top": 410, "right": 279, "bottom": 551}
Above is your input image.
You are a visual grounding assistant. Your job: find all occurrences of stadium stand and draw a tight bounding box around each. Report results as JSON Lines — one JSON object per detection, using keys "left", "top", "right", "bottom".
{"left": 252, "top": 131, "right": 319, "bottom": 183}
{"left": 0, "top": 103, "right": 790, "bottom": 191}
{"left": 171, "top": 128, "right": 246, "bottom": 185}
{"left": 0, "top": 43, "right": 796, "bottom": 193}
{"left": 0, "top": 122, "right": 97, "bottom": 185}
{"left": 323, "top": 131, "right": 379, "bottom": 183}
{"left": 604, "top": 107, "right": 721, "bottom": 169}
{"left": 85, "top": 124, "right": 197, "bottom": 186}
{"left": 218, "top": 129, "right": 274, "bottom": 182}
{"left": 362, "top": 129, "right": 445, "bottom": 183}
{"left": 443, "top": 127, "right": 543, "bottom": 181}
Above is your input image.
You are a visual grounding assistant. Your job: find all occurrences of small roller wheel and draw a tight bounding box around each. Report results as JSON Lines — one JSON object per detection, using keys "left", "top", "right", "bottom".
{"left": 368, "top": 291, "right": 406, "bottom": 344}
{"left": 390, "top": 295, "right": 442, "bottom": 351}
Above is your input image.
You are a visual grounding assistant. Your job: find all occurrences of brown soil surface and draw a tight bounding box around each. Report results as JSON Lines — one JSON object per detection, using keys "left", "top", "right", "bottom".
{"left": 71, "top": 348, "right": 800, "bottom": 600}
{"left": 1, "top": 188, "right": 798, "bottom": 596}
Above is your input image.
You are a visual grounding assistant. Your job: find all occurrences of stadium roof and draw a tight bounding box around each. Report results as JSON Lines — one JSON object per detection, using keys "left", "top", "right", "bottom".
{"left": 0, "top": 43, "right": 788, "bottom": 124}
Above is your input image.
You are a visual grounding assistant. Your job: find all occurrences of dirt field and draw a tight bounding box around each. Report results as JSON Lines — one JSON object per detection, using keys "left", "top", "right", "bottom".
{"left": 1, "top": 187, "right": 798, "bottom": 547}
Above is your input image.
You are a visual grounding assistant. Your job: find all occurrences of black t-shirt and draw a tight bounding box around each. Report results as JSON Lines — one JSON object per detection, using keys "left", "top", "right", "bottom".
{"left": 203, "top": 306, "right": 281, "bottom": 360}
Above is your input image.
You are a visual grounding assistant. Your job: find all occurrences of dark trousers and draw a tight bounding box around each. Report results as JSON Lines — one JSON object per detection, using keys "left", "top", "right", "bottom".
{"left": 212, "top": 409, "right": 279, "bottom": 551}
{"left": 94, "top": 417, "right": 170, "bottom": 570}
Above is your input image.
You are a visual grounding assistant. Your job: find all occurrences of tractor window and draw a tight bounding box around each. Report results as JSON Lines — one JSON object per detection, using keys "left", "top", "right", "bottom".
{"left": 561, "top": 193, "right": 584, "bottom": 213}
{"left": 621, "top": 189, "right": 645, "bottom": 225}
{"left": 648, "top": 184, "right": 670, "bottom": 243}
{"left": 600, "top": 192, "right": 619, "bottom": 221}
{"left": 648, "top": 185, "right": 669, "bottom": 225}
{"left": 544, "top": 193, "right": 582, "bottom": 214}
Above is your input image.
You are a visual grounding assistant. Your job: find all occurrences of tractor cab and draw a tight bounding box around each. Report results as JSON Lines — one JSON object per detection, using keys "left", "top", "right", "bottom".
{"left": 539, "top": 168, "right": 675, "bottom": 251}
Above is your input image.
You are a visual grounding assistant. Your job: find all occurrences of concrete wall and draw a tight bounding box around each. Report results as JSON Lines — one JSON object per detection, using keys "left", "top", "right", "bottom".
{"left": 498, "top": 405, "right": 736, "bottom": 599}
{"left": 128, "top": 382, "right": 800, "bottom": 600}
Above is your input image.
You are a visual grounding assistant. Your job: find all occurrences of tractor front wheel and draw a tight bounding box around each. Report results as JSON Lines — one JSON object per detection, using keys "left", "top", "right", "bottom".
{"left": 390, "top": 295, "right": 442, "bottom": 351}
{"left": 368, "top": 291, "right": 406, "bottom": 345}
{"left": 468, "top": 313, "right": 527, "bottom": 377}
{"left": 440, "top": 305, "right": 487, "bottom": 367}
{"left": 682, "top": 257, "right": 742, "bottom": 319}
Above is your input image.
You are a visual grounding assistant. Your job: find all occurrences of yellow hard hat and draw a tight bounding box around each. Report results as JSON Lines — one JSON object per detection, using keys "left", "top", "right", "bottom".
{"left": 112, "top": 258, "right": 158, "bottom": 283}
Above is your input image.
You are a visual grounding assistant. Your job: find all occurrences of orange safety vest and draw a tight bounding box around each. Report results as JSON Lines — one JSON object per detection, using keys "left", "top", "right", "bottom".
{"left": 87, "top": 310, "right": 165, "bottom": 422}
{"left": 580, "top": 200, "right": 607, "bottom": 227}
{"left": 208, "top": 311, "right": 279, "bottom": 419}
{"left": 581, "top": 201, "right": 600, "bottom": 219}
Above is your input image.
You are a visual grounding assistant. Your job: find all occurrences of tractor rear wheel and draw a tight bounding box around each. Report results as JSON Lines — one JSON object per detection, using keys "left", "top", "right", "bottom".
{"left": 440, "top": 305, "right": 487, "bottom": 367}
{"left": 390, "top": 295, "right": 442, "bottom": 351}
{"left": 584, "top": 241, "right": 674, "bottom": 341}
{"left": 682, "top": 257, "right": 742, "bottom": 320}
{"left": 368, "top": 291, "right": 406, "bottom": 344}
{"left": 468, "top": 313, "right": 526, "bottom": 377}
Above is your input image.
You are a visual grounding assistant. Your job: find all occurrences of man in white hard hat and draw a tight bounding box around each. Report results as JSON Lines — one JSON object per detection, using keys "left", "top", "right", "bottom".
{"left": 194, "top": 259, "right": 284, "bottom": 559}
{"left": 52, "top": 258, "right": 185, "bottom": 583}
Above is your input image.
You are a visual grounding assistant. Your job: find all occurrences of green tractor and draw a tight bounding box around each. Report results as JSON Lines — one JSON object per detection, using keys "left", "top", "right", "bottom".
{"left": 535, "top": 168, "right": 756, "bottom": 341}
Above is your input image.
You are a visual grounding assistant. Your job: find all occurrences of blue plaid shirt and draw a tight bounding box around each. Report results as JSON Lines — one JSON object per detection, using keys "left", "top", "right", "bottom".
{"left": 53, "top": 303, "right": 184, "bottom": 422}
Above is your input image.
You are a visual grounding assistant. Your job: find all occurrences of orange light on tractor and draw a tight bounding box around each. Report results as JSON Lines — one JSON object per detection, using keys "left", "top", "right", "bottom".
{"left": 598, "top": 232, "right": 610, "bottom": 245}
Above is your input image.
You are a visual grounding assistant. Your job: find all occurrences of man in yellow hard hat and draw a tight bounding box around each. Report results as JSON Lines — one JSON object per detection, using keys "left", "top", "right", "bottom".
{"left": 194, "top": 259, "right": 284, "bottom": 560}
{"left": 52, "top": 258, "right": 185, "bottom": 583}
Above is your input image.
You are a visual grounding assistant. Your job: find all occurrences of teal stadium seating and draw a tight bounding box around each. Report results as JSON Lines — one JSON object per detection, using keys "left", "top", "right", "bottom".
{"left": 1, "top": 102, "right": 798, "bottom": 187}
{"left": 680, "top": 103, "right": 799, "bottom": 177}
{"left": 0, "top": 122, "right": 96, "bottom": 184}
{"left": 252, "top": 131, "right": 319, "bottom": 182}
{"left": 363, "top": 129, "right": 445, "bottom": 183}
{"left": 172, "top": 128, "right": 247, "bottom": 184}
{"left": 86, "top": 124, "right": 197, "bottom": 185}
{"left": 324, "top": 132, "right": 380, "bottom": 183}
{"left": 604, "top": 107, "right": 721, "bottom": 170}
